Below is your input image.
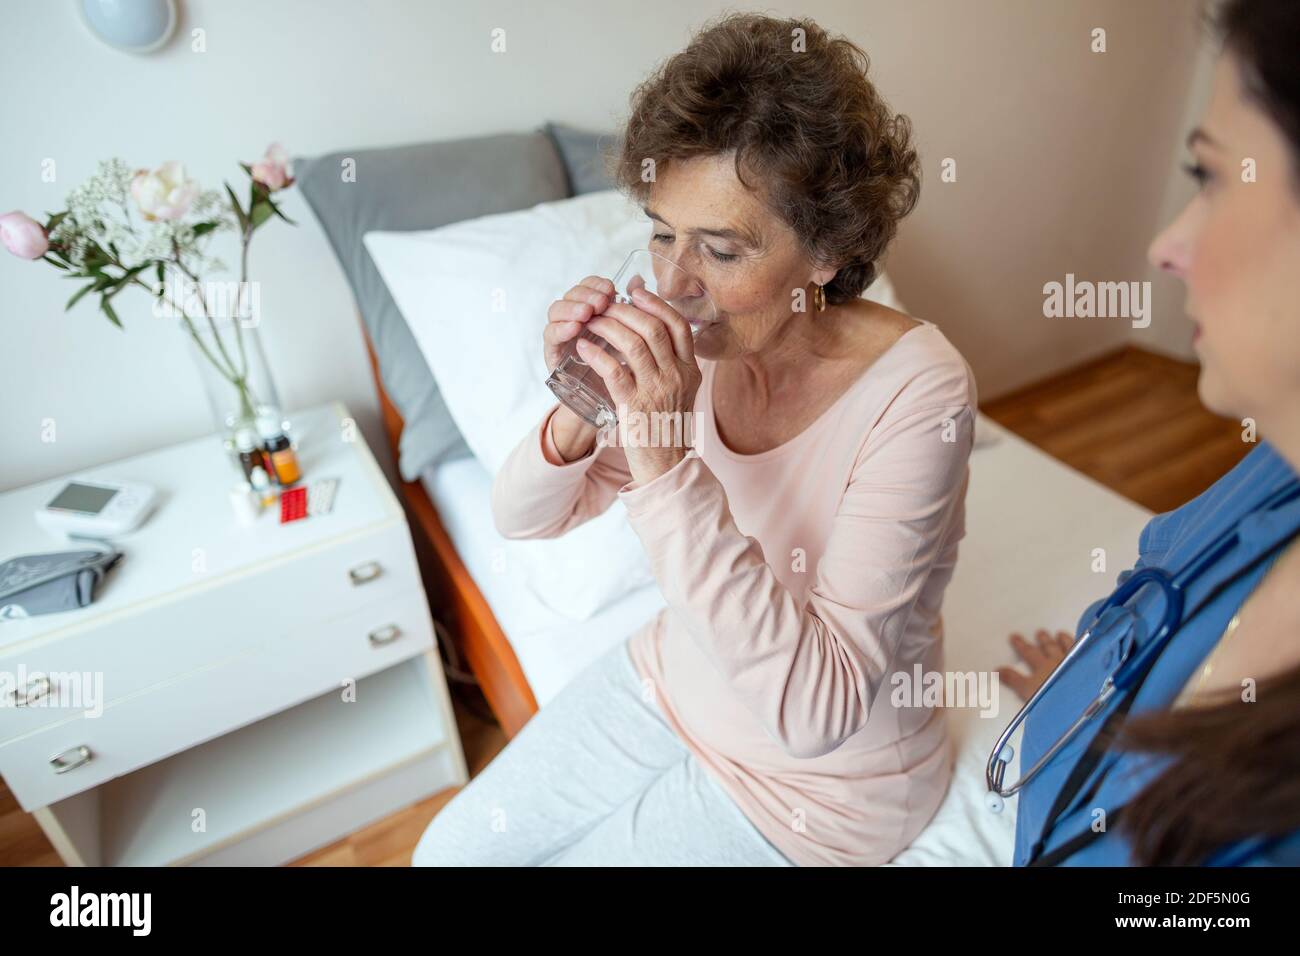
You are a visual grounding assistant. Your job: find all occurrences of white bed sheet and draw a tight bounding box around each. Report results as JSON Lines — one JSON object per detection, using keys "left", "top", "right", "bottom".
{"left": 419, "top": 415, "right": 1153, "bottom": 866}
{"left": 420, "top": 453, "right": 667, "bottom": 706}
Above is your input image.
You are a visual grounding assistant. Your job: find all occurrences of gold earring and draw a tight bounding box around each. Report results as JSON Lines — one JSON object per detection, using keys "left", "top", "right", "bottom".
{"left": 813, "top": 283, "right": 826, "bottom": 312}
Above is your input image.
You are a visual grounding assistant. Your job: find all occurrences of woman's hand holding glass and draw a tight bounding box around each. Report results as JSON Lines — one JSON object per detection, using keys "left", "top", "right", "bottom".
{"left": 543, "top": 277, "right": 616, "bottom": 463}
{"left": 574, "top": 285, "right": 702, "bottom": 486}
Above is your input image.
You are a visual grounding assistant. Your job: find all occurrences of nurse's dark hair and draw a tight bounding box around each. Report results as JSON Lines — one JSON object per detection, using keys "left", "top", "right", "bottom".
{"left": 1110, "top": 0, "right": 1300, "bottom": 868}
{"left": 1113, "top": 667, "right": 1300, "bottom": 866}
{"left": 1215, "top": 0, "right": 1300, "bottom": 185}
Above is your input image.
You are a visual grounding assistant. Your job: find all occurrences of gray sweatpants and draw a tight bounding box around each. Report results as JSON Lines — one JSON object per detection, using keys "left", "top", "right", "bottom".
{"left": 412, "top": 639, "right": 795, "bottom": 866}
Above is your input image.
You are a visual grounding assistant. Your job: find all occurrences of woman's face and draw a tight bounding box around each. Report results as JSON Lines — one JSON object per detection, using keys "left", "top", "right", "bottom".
{"left": 1148, "top": 53, "right": 1300, "bottom": 428}
{"left": 642, "top": 154, "right": 835, "bottom": 361}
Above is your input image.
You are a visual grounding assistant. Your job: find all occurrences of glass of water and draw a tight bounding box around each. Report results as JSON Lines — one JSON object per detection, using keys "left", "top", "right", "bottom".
{"left": 545, "top": 248, "right": 716, "bottom": 428}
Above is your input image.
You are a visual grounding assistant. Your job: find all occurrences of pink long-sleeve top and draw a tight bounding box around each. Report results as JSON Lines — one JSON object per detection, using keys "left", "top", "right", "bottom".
{"left": 490, "top": 318, "right": 977, "bottom": 866}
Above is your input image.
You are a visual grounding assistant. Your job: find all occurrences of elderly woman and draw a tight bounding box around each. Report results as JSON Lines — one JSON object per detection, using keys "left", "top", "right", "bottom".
{"left": 414, "top": 13, "right": 976, "bottom": 867}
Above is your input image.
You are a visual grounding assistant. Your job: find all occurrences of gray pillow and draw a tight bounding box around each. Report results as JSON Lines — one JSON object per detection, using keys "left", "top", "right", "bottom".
{"left": 295, "top": 132, "right": 569, "bottom": 480}
{"left": 543, "top": 122, "right": 621, "bottom": 195}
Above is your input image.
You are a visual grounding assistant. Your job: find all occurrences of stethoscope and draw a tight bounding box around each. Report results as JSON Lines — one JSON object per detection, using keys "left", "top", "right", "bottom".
{"left": 985, "top": 477, "right": 1300, "bottom": 816}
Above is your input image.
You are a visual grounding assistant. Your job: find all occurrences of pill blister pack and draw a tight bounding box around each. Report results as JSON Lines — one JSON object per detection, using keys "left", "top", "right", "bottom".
{"left": 276, "top": 478, "right": 340, "bottom": 525}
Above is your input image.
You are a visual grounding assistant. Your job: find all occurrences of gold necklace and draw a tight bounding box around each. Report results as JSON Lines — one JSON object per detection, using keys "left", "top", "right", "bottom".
{"left": 1183, "top": 537, "right": 1300, "bottom": 704}
{"left": 1187, "top": 612, "right": 1242, "bottom": 701}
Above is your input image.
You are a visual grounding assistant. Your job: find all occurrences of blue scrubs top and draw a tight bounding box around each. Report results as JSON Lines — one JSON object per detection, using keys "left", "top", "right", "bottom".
{"left": 1012, "top": 441, "right": 1300, "bottom": 866}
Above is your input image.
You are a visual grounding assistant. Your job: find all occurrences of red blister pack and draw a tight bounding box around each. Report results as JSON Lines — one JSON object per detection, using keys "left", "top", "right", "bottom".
{"left": 279, "top": 485, "right": 309, "bottom": 524}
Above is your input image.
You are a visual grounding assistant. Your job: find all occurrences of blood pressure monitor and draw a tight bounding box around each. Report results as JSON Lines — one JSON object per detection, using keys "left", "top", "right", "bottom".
{"left": 35, "top": 479, "right": 158, "bottom": 538}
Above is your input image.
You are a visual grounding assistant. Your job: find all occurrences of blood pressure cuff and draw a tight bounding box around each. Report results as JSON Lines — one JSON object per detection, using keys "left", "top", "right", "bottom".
{"left": 0, "top": 548, "right": 123, "bottom": 620}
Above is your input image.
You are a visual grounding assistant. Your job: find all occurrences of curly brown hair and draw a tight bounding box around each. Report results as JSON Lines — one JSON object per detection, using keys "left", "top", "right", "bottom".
{"left": 611, "top": 12, "right": 921, "bottom": 305}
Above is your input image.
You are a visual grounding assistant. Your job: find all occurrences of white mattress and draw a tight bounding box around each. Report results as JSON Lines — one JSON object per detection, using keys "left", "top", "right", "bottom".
{"left": 419, "top": 415, "right": 1152, "bottom": 866}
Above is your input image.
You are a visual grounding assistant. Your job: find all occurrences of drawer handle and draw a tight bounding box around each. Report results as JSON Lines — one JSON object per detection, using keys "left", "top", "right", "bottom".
{"left": 368, "top": 624, "right": 402, "bottom": 647}
{"left": 50, "top": 745, "right": 93, "bottom": 775}
{"left": 10, "top": 675, "right": 52, "bottom": 708}
{"left": 349, "top": 561, "right": 383, "bottom": 586}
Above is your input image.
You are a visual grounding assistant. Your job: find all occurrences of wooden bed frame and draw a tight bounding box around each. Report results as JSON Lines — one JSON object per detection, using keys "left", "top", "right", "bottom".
{"left": 359, "top": 320, "right": 539, "bottom": 738}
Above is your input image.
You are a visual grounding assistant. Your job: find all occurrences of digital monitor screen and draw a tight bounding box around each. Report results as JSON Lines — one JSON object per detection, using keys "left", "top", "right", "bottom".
{"left": 47, "top": 482, "right": 118, "bottom": 515}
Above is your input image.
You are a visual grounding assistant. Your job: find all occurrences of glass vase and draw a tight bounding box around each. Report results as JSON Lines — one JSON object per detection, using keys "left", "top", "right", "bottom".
{"left": 185, "top": 315, "right": 287, "bottom": 458}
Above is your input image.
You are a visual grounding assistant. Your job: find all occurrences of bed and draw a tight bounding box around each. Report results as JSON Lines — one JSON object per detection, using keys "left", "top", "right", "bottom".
{"left": 364, "top": 325, "right": 1152, "bottom": 864}
{"left": 301, "top": 126, "right": 1155, "bottom": 865}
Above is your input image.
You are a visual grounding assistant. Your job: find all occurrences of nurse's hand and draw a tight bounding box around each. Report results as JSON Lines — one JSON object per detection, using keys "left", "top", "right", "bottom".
{"left": 997, "top": 630, "right": 1075, "bottom": 702}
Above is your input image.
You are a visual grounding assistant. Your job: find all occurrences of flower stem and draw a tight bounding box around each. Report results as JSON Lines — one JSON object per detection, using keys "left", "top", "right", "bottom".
{"left": 231, "top": 225, "right": 252, "bottom": 380}
{"left": 232, "top": 376, "right": 258, "bottom": 425}
{"left": 172, "top": 241, "right": 239, "bottom": 381}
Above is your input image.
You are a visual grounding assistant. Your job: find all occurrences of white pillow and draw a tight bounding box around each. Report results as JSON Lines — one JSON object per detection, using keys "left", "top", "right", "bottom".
{"left": 366, "top": 191, "right": 649, "bottom": 474}
{"left": 364, "top": 189, "right": 908, "bottom": 621}
{"left": 365, "top": 191, "right": 654, "bottom": 621}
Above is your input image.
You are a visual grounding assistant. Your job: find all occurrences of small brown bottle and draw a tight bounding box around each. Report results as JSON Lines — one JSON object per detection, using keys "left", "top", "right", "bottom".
{"left": 234, "top": 427, "right": 268, "bottom": 485}
{"left": 256, "top": 414, "right": 301, "bottom": 486}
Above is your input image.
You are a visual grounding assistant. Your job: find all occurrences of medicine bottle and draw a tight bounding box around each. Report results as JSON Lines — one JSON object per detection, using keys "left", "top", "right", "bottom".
{"left": 249, "top": 465, "right": 277, "bottom": 509}
{"left": 234, "top": 427, "right": 268, "bottom": 484}
{"left": 256, "top": 414, "right": 301, "bottom": 486}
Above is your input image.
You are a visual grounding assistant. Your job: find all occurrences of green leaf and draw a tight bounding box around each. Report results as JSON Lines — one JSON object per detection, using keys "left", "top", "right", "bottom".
{"left": 81, "top": 246, "right": 110, "bottom": 272}
{"left": 66, "top": 283, "right": 95, "bottom": 310}
{"left": 267, "top": 201, "right": 297, "bottom": 226}
{"left": 45, "top": 211, "right": 68, "bottom": 232}
{"left": 100, "top": 296, "right": 123, "bottom": 329}
{"left": 249, "top": 200, "right": 273, "bottom": 230}
{"left": 224, "top": 182, "right": 249, "bottom": 232}
{"left": 191, "top": 221, "right": 220, "bottom": 237}
{"left": 249, "top": 182, "right": 270, "bottom": 211}
{"left": 42, "top": 255, "right": 68, "bottom": 270}
{"left": 155, "top": 261, "right": 165, "bottom": 287}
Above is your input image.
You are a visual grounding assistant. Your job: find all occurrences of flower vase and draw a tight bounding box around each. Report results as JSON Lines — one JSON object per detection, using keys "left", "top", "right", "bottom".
{"left": 186, "top": 315, "right": 287, "bottom": 458}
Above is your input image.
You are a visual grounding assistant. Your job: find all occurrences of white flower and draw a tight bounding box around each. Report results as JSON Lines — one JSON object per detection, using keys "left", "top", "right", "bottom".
{"left": 131, "top": 161, "right": 199, "bottom": 221}
{"left": 48, "top": 159, "right": 231, "bottom": 275}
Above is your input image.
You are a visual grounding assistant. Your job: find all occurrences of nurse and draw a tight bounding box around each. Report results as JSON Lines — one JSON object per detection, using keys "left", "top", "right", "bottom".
{"left": 991, "top": 0, "right": 1300, "bottom": 866}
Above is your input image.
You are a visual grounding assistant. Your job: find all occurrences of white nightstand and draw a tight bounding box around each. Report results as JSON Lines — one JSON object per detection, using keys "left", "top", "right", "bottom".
{"left": 0, "top": 402, "right": 467, "bottom": 866}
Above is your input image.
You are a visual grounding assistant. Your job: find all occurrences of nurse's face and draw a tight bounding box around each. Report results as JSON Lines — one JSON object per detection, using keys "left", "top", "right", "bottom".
{"left": 1147, "top": 53, "right": 1300, "bottom": 429}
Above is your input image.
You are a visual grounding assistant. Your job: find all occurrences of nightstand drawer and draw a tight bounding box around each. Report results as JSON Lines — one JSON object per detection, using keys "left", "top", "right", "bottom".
{"left": 0, "top": 519, "right": 421, "bottom": 742}
{"left": 0, "top": 587, "right": 438, "bottom": 811}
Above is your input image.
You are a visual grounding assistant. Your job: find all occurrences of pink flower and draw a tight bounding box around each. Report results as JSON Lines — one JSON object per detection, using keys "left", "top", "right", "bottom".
{"left": 250, "top": 142, "right": 294, "bottom": 192}
{"left": 0, "top": 211, "right": 50, "bottom": 259}
{"left": 131, "top": 161, "right": 199, "bottom": 221}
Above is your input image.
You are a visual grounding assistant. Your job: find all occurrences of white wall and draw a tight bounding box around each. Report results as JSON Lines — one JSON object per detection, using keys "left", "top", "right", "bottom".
{"left": 1132, "top": 27, "right": 1220, "bottom": 362}
{"left": 1, "top": 0, "right": 1204, "bottom": 491}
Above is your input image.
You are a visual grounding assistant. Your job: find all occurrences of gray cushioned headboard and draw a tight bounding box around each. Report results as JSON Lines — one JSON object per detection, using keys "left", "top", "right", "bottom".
{"left": 295, "top": 131, "right": 570, "bottom": 480}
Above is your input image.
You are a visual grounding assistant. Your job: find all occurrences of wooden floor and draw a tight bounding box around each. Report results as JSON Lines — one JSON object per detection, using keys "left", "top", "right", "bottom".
{"left": 982, "top": 347, "right": 1250, "bottom": 514}
{"left": 0, "top": 346, "right": 1252, "bottom": 867}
